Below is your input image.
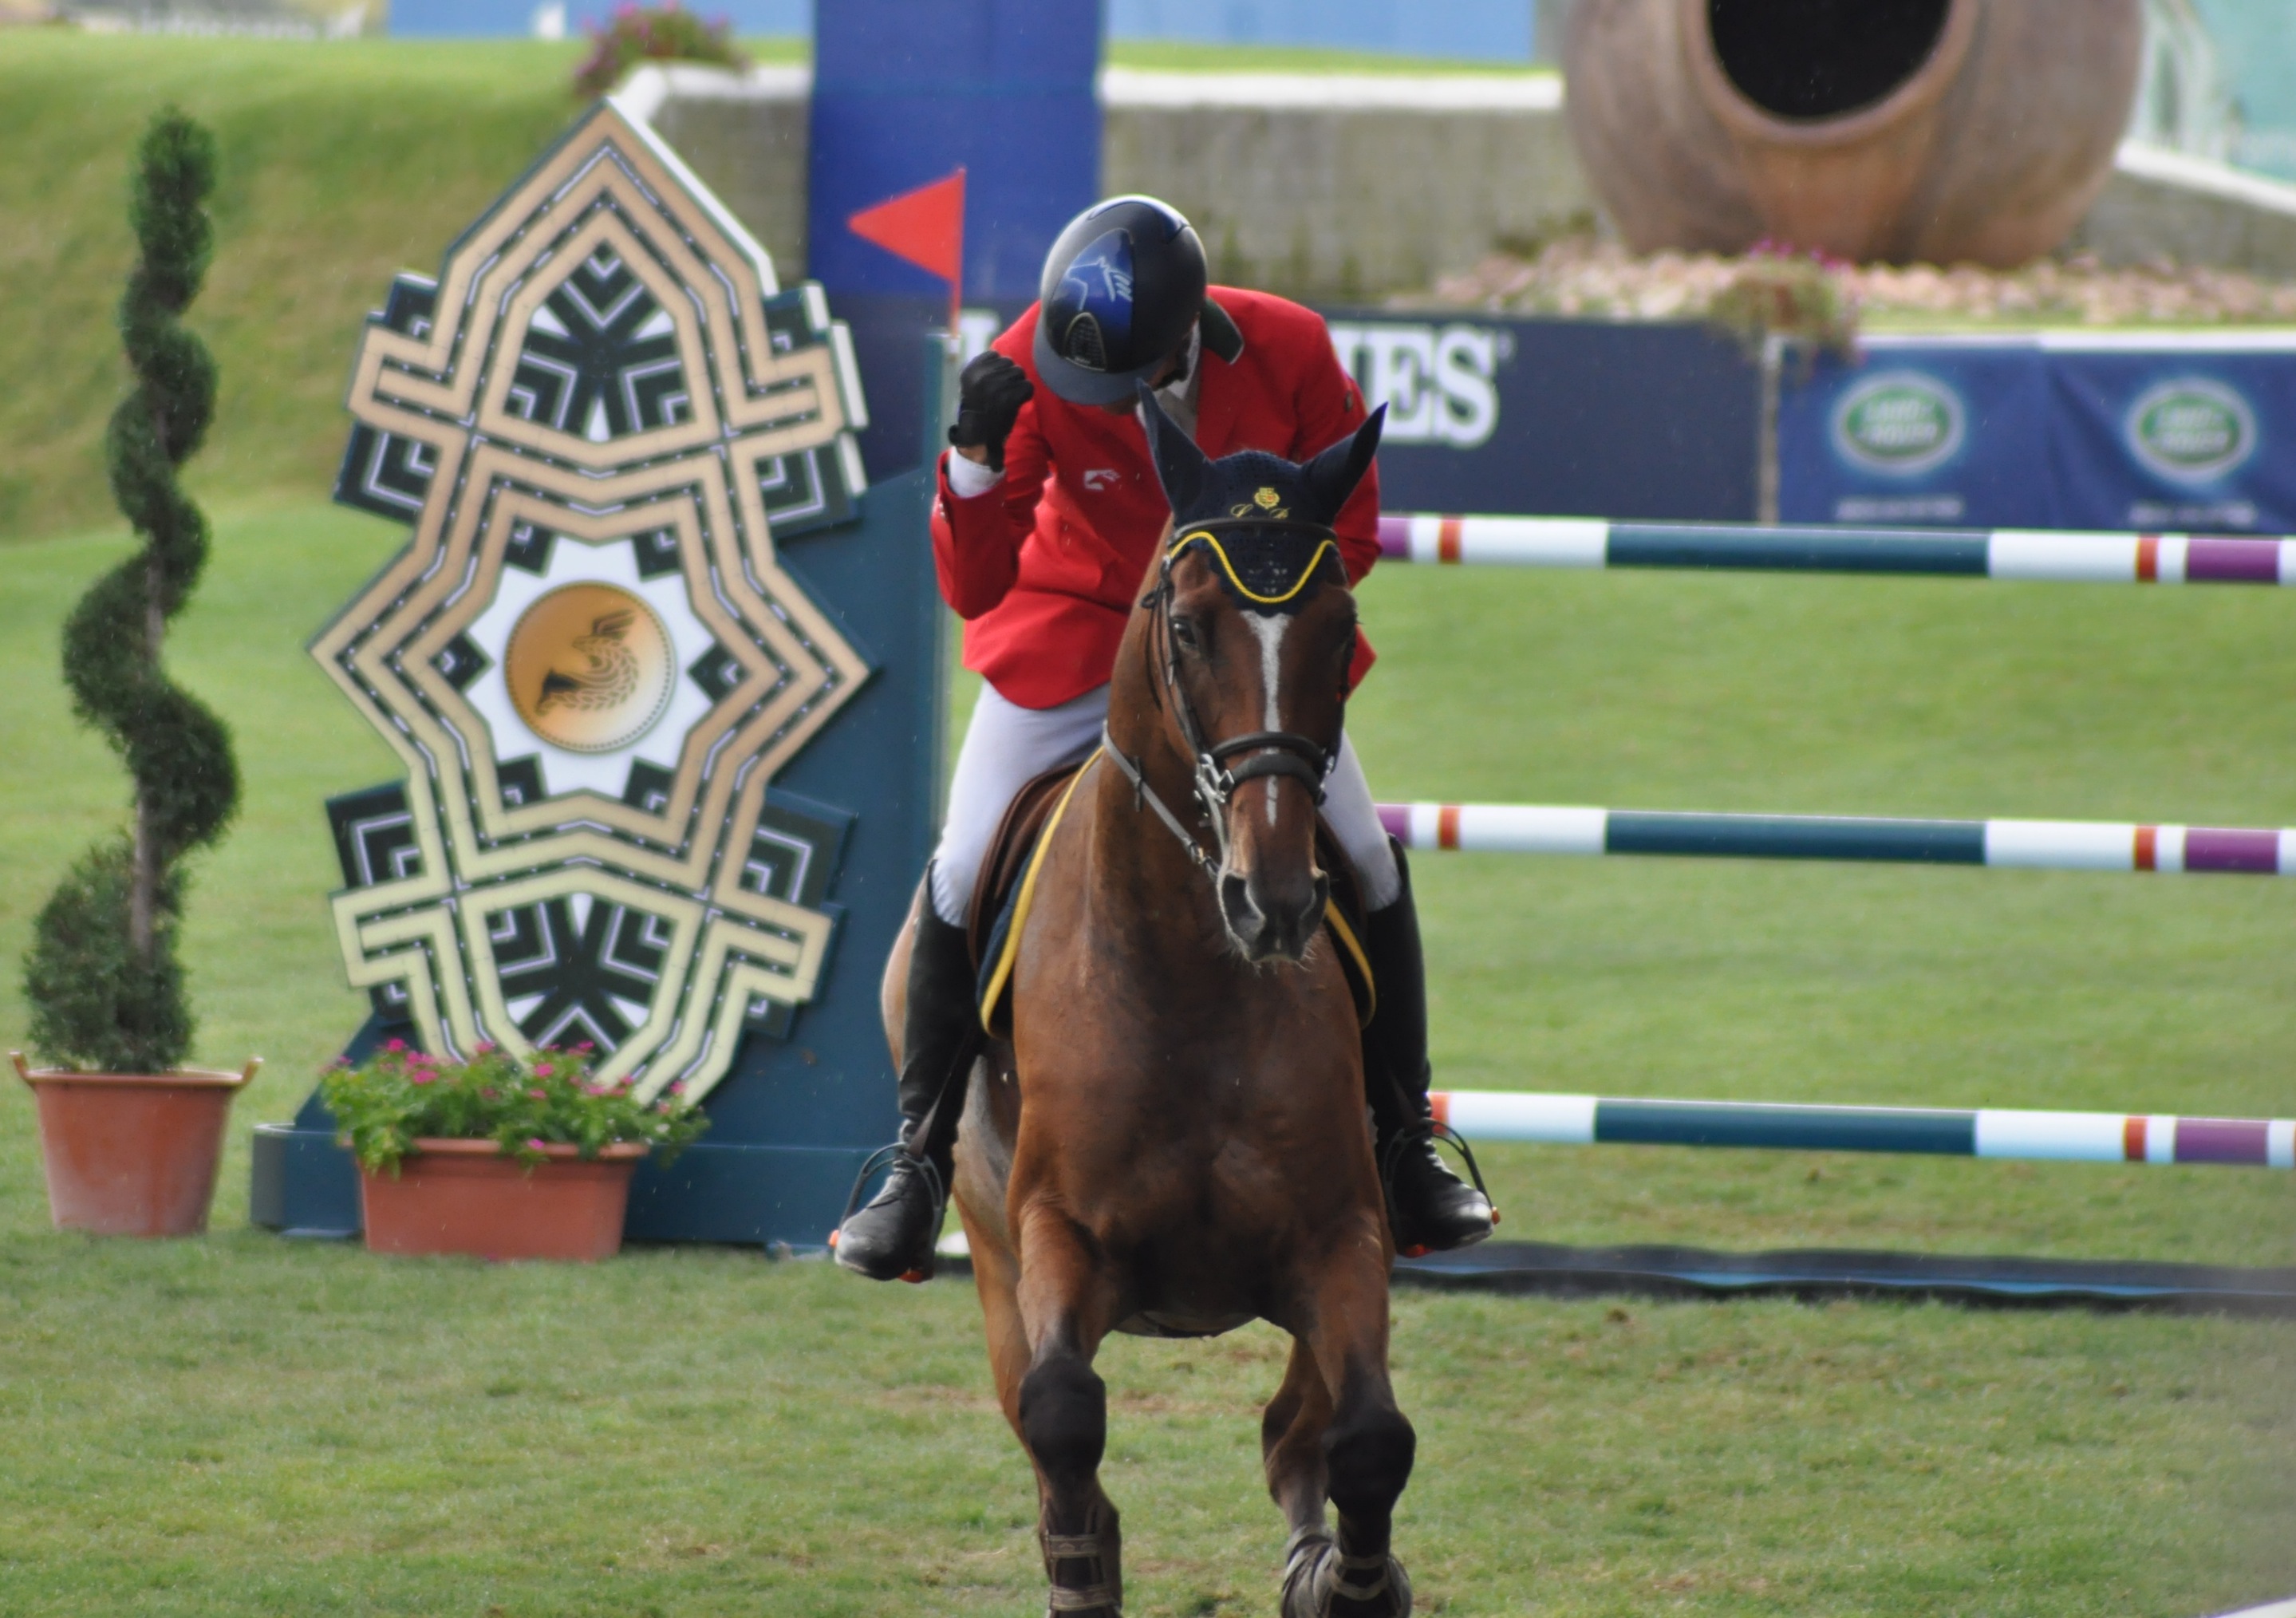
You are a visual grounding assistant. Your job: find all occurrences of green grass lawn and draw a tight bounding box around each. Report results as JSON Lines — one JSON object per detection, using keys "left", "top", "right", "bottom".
{"left": 2, "top": 499, "right": 2291, "bottom": 1614}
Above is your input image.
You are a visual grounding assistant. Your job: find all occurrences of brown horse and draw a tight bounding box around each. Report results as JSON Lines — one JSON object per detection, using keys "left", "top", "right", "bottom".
{"left": 880, "top": 398, "right": 1416, "bottom": 1617}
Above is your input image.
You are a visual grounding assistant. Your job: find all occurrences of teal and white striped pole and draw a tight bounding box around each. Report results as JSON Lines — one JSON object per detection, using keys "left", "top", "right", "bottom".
{"left": 1379, "top": 513, "right": 2296, "bottom": 586}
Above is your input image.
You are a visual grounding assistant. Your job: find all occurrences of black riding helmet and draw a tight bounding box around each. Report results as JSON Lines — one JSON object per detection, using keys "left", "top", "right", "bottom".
{"left": 1032, "top": 195, "right": 1209, "bottom": 407}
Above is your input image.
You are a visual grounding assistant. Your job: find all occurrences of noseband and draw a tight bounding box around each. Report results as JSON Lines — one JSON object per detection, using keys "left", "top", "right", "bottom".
{"left": 1103, "top": 519, "right": 1347, "bottom": 878}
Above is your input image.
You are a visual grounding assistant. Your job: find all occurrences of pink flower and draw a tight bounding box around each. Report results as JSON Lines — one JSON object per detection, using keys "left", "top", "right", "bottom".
{"left": 528, "top": 1088, "right": 547, "bottom": 1100}
{"left": 666, "top": 1080, "right": 686, "bottom": 1095}
{"left": 410, "top": 1071, "right": 436, "bottom": 1087}
{"left": 384, "top": 1038, "right": 406, "bottom": 1052}
{"left": 527, "top": 1137, "right": 547, "bottom": 1152}
{"left": 535, "top": 1063, "right": 554, "bottom": 1078}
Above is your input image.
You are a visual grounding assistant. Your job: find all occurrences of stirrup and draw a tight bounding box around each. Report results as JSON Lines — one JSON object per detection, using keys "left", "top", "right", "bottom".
{"left": 831, "top": 1143, "right": 948, "bottom": 1281}
{"left": 1378, "top": 1118, "right": 1495, "bottom": 1258}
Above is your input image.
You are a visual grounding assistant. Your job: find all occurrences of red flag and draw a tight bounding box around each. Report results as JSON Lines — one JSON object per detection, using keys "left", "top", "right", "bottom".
{"left": 849, "top": 168, "right": 966, "bottom": 332}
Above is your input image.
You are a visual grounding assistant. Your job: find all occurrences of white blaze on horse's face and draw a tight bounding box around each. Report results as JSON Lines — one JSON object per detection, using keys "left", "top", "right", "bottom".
{"left": 1246, "top": 613, "right": 1288, "bottom": 827}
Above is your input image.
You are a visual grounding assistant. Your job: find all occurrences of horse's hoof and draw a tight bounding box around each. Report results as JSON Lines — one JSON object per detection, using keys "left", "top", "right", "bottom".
{"left": 1281, "top": 1527, "right": 1412, "bottom": 1618}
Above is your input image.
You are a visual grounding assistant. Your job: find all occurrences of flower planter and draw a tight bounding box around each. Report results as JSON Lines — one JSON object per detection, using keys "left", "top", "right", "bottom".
{"left": 358, "top": 1139, "right": 648, "bottom": 1261}
{"left": 12, "top": 1052, "right": 260, "bottom": 1237}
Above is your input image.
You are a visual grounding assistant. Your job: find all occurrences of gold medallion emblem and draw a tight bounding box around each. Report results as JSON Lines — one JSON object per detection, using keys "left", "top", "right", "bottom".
{"left": 504, "top": 582, "right": 676, "bottom": 753}
{"left": 1253, "top": 486, "right": 1281, "bottom": 511}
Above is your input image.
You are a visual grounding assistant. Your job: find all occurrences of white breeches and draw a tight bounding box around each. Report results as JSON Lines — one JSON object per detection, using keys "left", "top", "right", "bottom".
{"left": 929, "top": 682, "right": 1402, "bottom": 925}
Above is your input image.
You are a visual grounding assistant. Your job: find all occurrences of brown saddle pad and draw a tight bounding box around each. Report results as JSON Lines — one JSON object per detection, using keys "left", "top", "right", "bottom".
{"left": 967, "top": 760, "right": 1094, "bottom": 975}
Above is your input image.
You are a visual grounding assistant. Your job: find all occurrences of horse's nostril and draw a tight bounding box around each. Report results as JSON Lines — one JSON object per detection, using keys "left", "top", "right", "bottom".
{"left": 1219, "top": 872, "right": 1260, "bottom": 934}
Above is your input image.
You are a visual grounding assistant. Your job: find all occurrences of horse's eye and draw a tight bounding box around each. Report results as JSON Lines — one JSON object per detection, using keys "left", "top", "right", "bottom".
{"left": 1170, "top": 617, "right": 1199, "bottom": 650}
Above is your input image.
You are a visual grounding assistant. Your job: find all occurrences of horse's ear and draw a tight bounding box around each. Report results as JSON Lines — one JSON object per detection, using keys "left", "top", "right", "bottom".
{"left": 1136, "top": 381, "right": 1210, "bottom": 519}
{"left": 1300, "top": 404, "right": 1386, "bottom": 524}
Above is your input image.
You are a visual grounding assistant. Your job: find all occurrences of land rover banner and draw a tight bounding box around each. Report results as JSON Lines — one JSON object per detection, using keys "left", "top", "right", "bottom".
{"left": 1781, "top": 334, "right": 2296, "bottom": 532}
{"left": 2047, "top": 336, "right": 2296, "bottom": 533}
{"left": 1777, "top": 339, "right": 2051, "bottom": 527}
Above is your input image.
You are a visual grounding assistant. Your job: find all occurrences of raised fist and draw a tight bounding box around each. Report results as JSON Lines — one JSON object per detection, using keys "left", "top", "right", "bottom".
{"left": 947, "top": 350, "right": 1035, "bottom": 474}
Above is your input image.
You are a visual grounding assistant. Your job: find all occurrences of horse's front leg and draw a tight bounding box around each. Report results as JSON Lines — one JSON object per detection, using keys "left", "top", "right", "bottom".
{"left": 1013, "top": 1198, "right": 1124, "bottom": 1616}
{"left": 1262, "top": 1335, "right": 1334, "bottom": 1535}
{"left": 1279, "top": 1237, "right": 1417, "bottom": 1618}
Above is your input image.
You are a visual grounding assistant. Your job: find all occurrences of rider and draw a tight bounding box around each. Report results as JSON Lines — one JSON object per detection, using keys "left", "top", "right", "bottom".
{"left": 834, "top": 194, "right": 1494, "bottom": 1281}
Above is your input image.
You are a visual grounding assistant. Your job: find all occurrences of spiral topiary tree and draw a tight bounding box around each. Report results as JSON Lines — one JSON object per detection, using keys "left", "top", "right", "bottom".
{"left": 23, "top": 109, "right": 239, "bottom": 1075}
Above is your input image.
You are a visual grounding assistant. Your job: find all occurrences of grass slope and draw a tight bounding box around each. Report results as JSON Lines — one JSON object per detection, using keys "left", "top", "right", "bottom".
{"left": 0, "top": 34, "right": 1533, "bottom": 547}
{"left": 2, "top": 502, "right": 2292, "bottom": 1613}
{"left": 0, "top": 35, "right": 742, "bottom": 541}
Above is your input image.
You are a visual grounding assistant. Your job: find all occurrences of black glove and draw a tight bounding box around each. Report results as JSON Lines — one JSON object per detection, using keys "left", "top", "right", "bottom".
{"left": 947, "top": 350, "right": 1034, "bottom": 475}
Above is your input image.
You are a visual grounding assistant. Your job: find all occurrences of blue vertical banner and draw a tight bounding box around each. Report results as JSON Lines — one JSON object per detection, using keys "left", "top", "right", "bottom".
{"left": 1777, "top": 338, "right": 2052, "bottom": 527}
{"left": 2044, "top": 335, "right": 2296, "bottom": 533}
{"left": 808, "top": 0, "right": 1103, "bottom": 479}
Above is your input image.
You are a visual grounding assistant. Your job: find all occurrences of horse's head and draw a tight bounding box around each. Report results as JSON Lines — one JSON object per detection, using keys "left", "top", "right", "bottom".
{"left": 1134, "top": 388, "right": 1384, "bottom": 964}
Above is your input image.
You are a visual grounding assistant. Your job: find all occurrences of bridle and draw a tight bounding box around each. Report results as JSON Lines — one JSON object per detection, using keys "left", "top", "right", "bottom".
{"left": 1103, "top": 519, "right": 1351, "bottom": 879}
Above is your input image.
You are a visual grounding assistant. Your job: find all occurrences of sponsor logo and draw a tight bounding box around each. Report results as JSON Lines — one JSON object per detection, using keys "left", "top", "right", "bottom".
{"left": 1830, "top": 372, "right": 1964, "bottom": 476}
{"left": 1082, "top": 468, "right": 1120, "bottom": 491}
{"left": 1327, "top": 320, "right": 1511, "bottom": 449}
{"left": 506, "top": 582, "right": 675, "bottom": 754}
{"left": 2125, "top": 377, "right": 2255, "bottom": 484}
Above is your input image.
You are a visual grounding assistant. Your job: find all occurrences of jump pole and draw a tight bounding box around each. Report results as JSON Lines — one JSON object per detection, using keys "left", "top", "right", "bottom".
{"left": 1378, "top": 803, "right": 2296, "bottom": 876}
{"left": 1377, "top": 513, "right": 2296, "bottom": 586}
{"left": 1430, "top": 1091, "right": 2296, "bottom": 1169}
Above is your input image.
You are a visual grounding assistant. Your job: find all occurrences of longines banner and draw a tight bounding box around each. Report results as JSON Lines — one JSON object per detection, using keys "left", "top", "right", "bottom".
{"left": 1780, "top": 333, "right": 2296, "bottom": 532}
{"left": 960, "top": 303, "right": 1765, "bottom": 522}
{"left": 254, "top": 102, "right": 945, "bottom": 1246}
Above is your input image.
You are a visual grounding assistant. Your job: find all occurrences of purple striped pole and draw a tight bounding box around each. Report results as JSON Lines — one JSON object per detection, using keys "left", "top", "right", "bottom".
{"left": 1428, "top": 1091, "right": 2296, "bottom": 1168}
{"left": 1377, "top": 803, "right": 2296, "bottom": 876}
{"left": 1375, "top": 513, "right": 2296, "bottom": 586}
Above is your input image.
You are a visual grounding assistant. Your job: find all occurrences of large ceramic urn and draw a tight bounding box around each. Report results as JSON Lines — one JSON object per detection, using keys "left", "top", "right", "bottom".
{"left": 1564, "top": 0, "right": 2144, "bottom": 266}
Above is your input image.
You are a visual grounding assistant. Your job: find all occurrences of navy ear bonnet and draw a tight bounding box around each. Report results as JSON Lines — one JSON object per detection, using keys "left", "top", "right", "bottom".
{"left": 1138, "top": 385, "right": 1386, "bottom": 614}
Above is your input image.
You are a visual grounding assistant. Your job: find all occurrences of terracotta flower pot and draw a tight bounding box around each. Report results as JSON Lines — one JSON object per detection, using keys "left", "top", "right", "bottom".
{"left": 12, "top": 1052, "right": 260, "bottom": 1237}
{"left": 1564, "top": 0, "right": 2144, "bottom": 266}
{"left": 358, "top": 1138, "right": 647, "bottom": 1261}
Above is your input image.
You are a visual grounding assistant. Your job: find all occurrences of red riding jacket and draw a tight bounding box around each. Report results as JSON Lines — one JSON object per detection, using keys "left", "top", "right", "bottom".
{"left": 931, "top": 286, "right": 1381, "bottom": 711}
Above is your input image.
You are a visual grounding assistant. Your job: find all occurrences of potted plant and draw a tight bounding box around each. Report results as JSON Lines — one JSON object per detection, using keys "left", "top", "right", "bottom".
{"left": 15, "top": 109, "right": 251, "bottom": 1240}
{"left": 320, "top": 1041, "right": 708, "bottom": 1261}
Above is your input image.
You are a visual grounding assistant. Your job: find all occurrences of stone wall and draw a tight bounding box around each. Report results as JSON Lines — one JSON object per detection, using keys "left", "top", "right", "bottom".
{"left": 1098, "top": 69, "right": 1591, "bottom": 298}
{"left": 2071, "top": 141, "right": 2296, "bottom": 275}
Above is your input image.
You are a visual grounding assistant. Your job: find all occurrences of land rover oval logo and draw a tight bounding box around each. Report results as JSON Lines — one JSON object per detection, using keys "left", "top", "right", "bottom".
{"left": 1831, "top": 372, "right": 1964, "bottom": 476}
{"left": 2126, "top": 378, "right": 2255, "bottom": 483}
{"left": 505, "top": 582, "right": 676, "bottom": 754}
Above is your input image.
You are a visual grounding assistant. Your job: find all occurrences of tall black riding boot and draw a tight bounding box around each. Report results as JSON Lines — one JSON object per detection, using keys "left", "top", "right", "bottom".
{"left": 834, "top": 887, "right": 980, "bottom": 1281}
{"left": 1361, "top": 839, "right": 1495, "bottom": 1256}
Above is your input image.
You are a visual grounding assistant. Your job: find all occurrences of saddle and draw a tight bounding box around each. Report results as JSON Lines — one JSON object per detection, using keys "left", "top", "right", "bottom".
{"left": 969, "top": 752, "right": 1376, "bottom": 1040}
